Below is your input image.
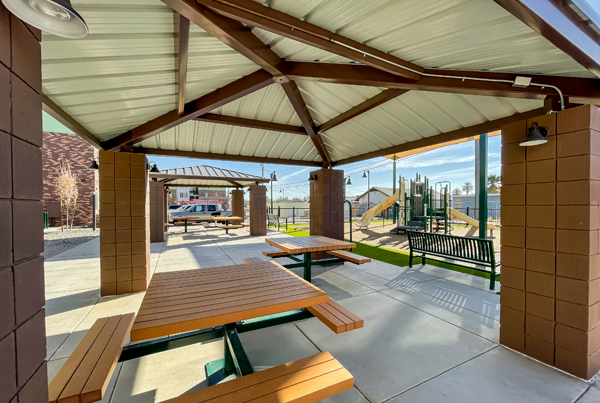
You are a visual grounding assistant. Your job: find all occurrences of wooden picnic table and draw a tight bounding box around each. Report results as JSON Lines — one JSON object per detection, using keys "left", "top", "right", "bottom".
{"left": 265, "top": 236, "right": 356, "bottom": 282}
{"left": 130, "top": 260, "right": 328, "bottom": 342}
{"left": 129, "top": 260, "right": 329, "bottom": 384}
{"left": 213, "top": 216, "right": 244, "bottom": 227}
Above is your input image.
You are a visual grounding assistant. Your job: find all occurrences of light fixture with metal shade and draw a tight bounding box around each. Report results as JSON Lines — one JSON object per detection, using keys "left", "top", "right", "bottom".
{"left": 308, "top": 173, "right": 317, "bottom": 181}
{"left": 2, "top": 0, "right": 89, "bottom": 39}
{"left": 148, "top": 161, "right": 160, "bottom": 173}
{"left": 87, "top": 158, "right": 98, "bottom": 170}
{"left": 270, "top": 172, "right": 277, "bottom": 182}
{"left": 520, "top": 122, "right": 548, "bottom": 147}
{"left": 362, "top": 171, "right": 367, "bottom": 179}
{"left": 346, "top": 177, "right": 352, "bottom": 185}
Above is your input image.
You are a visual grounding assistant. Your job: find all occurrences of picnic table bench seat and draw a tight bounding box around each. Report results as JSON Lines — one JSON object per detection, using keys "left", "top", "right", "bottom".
{"left": 328, "top": 250, "right": 371, "bottom": 264}
{"left": 48, "top": 313, "right": 135, "bottom": 403}
{"left": 243, "top": 256, "right": 269, "bottom": 264}
{"left": 202, "top": 223, "right": 212, "bottom": 228}
{"left": 218, "top": 224, "right": 244, "bottom": 234}
{"left": 160, "top": 351, "right": 353, "bottom": 403}
{"left": 262, "top": 250, "right": 289, "bottom": 257}
{"left": 307, "top": 300, "right": 364, "bottom": 334}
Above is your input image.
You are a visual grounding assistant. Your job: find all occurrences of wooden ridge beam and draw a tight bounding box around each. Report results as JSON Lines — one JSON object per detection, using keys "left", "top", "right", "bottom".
{"left": 162, "top": 0, "right": 284, "bottom": 75}
{"left": 177, "top": 15, "right": 190, "bottom": 115}
{"left": 318, "top": 89, "right": 407, "bottom": 134}
{"left": 196, "top": 113, "right": 307, "bottom": 135}
{"left": 42, "top": 94, "right": 102, "bottom": 148}
{"left": 134, "top": 147, "right": 322, "bottom": 167}
{"left": 334, "top": 108, "right": 546, "bottom": 166}
{"left": 197, "top": 0, "right": 422, "bottom": 80}
{"left": 494, "top": 0, "right": 600, "bottom": 78}
{"left": 101, "top": 70, "right": 274, "bottom": 150}
{"left": 286, "top": 62, "right": 600, "bottom": 100}
{"left": 280, "top": 80, "right": 331, "bottom": 165}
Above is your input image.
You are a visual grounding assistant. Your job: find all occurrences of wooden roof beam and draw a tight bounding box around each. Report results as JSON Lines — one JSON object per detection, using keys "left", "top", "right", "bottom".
{"left": 162, "top": 0, "right": 284, "bottom": 75}
{"left": 42, "top": 94, "right": 102, "bottom": 148}
{"left": 334, "top": 108, "right": 546, "bottom": 166}
{"left": 280, "top": 80, "right": 332, "bottom": 166}
{"left": 494, "top": 0, "right": 600, "bottom": 78}
{"left": 197, "top": 0, "right": 422, "bottom": 80}
{"left": 195, "top": 113, "right": 307, "bottom": 135}
{"left": 177, "top": 15, "right": 190, "bottom": 115}
{"left": 101, "top": 69, "right": 275, "bottom": 150}
{"left": 318, "top": 89, "right": 407, "bottom": 134}
{"left": 134, "top": 147, "right": 322, "bottom": 167}
{"left": 286, "top": 62, "right": 600, "bottom": 101}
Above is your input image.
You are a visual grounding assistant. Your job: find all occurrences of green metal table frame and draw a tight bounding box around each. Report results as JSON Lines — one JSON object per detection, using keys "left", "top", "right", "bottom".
{"left": 271, "top": 253, "right": 345, "bottom": 282}
{"left": 119, "top": 310, "right": 314, "bottom": 385}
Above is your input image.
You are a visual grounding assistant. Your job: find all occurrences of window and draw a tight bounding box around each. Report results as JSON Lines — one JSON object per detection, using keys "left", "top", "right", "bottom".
{"left": 207, "top": 205, "right": 217, "bottom": 212}
{"left": 204, "top": 192, "right": 209, "bottom": 197}
{"left": 195, "top": 205, "right": 205, "bottom": 212}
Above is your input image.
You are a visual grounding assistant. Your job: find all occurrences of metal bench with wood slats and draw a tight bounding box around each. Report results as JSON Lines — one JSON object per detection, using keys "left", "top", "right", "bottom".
{"left": 48, "top": 313, "right": 135, "bottom": 403}
{"left": 407, "top": 230, "right": 501, "bottom": 290}
{"left": 328, "top": 250, "right": 371, "bottom": 264}
{"left": 218, "top": 224, "right": 244, "bottom": 234}
{"left": 308, "top": 300, "right": 364, "bottom": 334}
{"left": 159, "top": 351, "right": 353, "bottom": 403}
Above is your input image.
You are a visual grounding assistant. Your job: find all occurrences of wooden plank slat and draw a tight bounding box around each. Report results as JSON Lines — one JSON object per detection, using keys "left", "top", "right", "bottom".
{"left": 244, "top": 257, "right": 268, "bottom": 264}
{"left": 319, "top": 303, "right": 356, "bottom": 331}
{"left": 159, "top": 352, "right": 347, "bottom": 403}
{"left": 327, "top": 300, "right": 364, "bottom": 330}
{"left": 262, "top": 250, "right": 289, "bottom": 257}
{"left": 218, "top": 225, "right": 244, "bottom": 229}
{"left": 328, "top": 250, "right": 371, "bottom": 264}
{"left": 80, "top": 313, "right": 135, "bottom": 403}
{"left": 307, "top": 304, "right": 346, "bottom": 333}
{"left": 48, "top": 318, "right": 109, "bottom": 403}
{"left": 58, "top": 316, "right": 122, "bottom": 402}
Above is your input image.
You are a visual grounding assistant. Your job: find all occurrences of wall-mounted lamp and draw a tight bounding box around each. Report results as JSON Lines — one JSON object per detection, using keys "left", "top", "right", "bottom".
{"left": 2, "top": 0, "right": 89, "bottom": 38}
{"left": 520, "top": 122, "right": 548, "bottom": 146}
{"left": 148, "top": 161, "right": 160, "bottom": 173}
{"left": 308, "top": 172, "right": 318, "bottom": 181}
{"left": 346, "top": 177, "right": 352, "bottom": 185}
{"left": 270, "top": 172, "right": 277, "bottom": 181}
{"left": 87, "top": 158, "right": 99, "bottom": 170}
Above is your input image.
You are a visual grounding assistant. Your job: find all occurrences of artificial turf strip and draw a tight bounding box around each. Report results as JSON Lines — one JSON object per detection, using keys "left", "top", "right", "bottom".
{"left": 281, "top": 228, "right": 497, "bottom": 281}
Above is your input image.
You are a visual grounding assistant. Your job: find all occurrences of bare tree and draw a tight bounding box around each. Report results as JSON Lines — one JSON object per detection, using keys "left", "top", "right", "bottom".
{"left": 53, "top": 160, "right": 79, "bottom": 231}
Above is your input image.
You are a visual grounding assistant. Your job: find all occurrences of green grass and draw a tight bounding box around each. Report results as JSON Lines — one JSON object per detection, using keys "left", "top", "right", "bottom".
{"left": 281, "top": 228, "right": 496, "bottom": 281}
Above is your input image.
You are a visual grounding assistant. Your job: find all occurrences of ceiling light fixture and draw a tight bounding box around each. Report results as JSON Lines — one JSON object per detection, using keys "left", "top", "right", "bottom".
{"left": 2, "top": 0, "right": 89, "bottom": 38}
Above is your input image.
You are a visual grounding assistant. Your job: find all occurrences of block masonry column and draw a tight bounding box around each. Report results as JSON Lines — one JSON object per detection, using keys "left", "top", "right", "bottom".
{"left": 500, "top": 105, "right": 600, "bottom": 379}
{"left": 163, "top": 188, "right": 168, "bottom": 231}
{"left": 99, "top": 150, "right": 151, "bottom": 296}
{"left": 231, "top": 189, "right": 244, "bottom": 219}
{"left": 0, "top": 6, "right": 48, "bottom": 402}
{"left": 249, "top": 185, "right": 267, "bottom": 236}
{"left": 149, "top": 180, "right": 165, "bottom": 243}
{"left": 310, "top": 169, "right": 344, "bottom": 259}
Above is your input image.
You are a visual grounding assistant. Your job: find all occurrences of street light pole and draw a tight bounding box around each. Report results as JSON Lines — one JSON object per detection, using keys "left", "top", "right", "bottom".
{"left": 270, "top": 171, "right": 277, "bottom": 212}
{"left": 280, "top": 188, "right": 284, "bottom": 201}
{"left": 363, "top": 170, "right": 370, "bottom": 208}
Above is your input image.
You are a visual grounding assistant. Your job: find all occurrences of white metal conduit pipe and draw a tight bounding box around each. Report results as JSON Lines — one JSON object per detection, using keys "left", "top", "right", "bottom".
{"left": 331, "top": 39, "right": 565, "bottom": 110}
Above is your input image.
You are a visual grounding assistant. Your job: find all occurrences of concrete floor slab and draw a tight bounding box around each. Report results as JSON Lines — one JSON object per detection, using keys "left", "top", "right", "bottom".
{"left": 578, "top": 386, "right": 600, "bottom": 403}
{"left": 331, "top": 265, "right": 393, "bottom": 291}
{"left": 388, "top": 347, "right": 587, "bottom": 403}
{"left": 312, "top": 270, "right": 375, "bottom": 301}
{"left": 296, "top": 292, "right": 496, "bottom": 402}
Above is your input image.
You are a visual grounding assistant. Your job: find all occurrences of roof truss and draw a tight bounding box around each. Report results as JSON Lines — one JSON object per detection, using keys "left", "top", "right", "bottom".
{"left": 177, "top": 15, "right": 190, "bottom": 115}
{"left": 195, "top": 113, "right": 307, "bottom": 135}
{"left": 42, "top": 94, "right": 101, "bottom": 148}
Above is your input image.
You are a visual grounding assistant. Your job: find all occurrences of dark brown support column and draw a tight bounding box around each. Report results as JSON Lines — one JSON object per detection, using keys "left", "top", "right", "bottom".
{"left": 163, "top": 188, "right": 169, "bottom": 232}
{"left": 99, "top": 150, "right": 151, "bottom": 296}
{"left": 249, "top": 185, "right": 266, "bottom": 236}
{"left": 150, "top": 181, "right": 165, "bottom": 243}
{"left": 0, "top": 6, "right": 48, "bottom": 402}
{"left": 500, "top": 105, "right": 600, "bottom": 379}
{"left": 310, "top": 169, "right": 344, "bottom": 258}
{"left": 231, "top": 189, "right": 244, "bottom": 219}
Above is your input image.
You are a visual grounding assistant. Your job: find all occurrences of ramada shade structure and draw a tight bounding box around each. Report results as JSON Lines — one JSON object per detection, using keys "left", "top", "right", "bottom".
{"left": 150, "top": 164, "right": 269, "bottom": 188}
{"left": 42, "top": 0, "right": 600, "bottom": 167}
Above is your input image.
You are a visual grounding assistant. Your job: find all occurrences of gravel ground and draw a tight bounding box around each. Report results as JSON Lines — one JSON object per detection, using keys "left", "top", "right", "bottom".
{"left": 43, "top": 227, "right": 99, "bottom": 259}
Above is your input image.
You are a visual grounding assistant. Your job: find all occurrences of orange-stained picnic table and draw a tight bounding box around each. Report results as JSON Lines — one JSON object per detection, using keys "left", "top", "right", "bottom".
{"left": 130, "top": 260, "right": 328, "bottom": 342}
{"left": 265, "top": 235, "right": 356, "bottom": 282}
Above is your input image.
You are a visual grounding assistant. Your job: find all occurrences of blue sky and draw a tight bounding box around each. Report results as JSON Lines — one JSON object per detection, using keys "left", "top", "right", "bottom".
{"left": 44, "top": 112, "right": 500, "bottom": 200}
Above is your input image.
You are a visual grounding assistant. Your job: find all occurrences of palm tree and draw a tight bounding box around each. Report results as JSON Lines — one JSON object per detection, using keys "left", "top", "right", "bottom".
{"left": 452, "top": 188, "right": 462, "bottom": 195}
{"left": 488, "top": 174, "right": 501, "bottom": 193}
{"left": 462, "top": 181, "right": 474, "bottom": 195}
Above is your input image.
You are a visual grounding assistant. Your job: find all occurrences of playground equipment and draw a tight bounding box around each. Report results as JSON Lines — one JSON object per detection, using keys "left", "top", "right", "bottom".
{"left": 355, "top": 189, "right": 401, "bottom": 228}
{"left": 449, "top": 208, "right": 495, "bottom": 230}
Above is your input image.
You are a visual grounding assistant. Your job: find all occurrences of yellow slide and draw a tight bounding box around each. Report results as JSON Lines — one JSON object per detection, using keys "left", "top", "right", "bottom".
{"left": 450, "top": 208, "right": 496, "bottom": 230}
{"left": 356, "top": 189, "right": 400, "bottom": 228}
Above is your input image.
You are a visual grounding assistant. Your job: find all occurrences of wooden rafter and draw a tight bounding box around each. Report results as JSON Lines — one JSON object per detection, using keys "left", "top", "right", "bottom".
{"left": 280, "top": 80, "right": 331, "bottom": 165}
{"left": 162, "top": 0, "right": 284, "bottom": 75}
{"left": 334, "top": 108, "right": 546, "bottom": 166}
{"left": 318, "top": 89, "right": 407, "bottom": 134}
{"left": 42, "top": 94, "right": 102, "bottom": 148}
{"left": 101, "top": 70, "right": 274, "bottom": 150}
{"left": 494, "top": 0, "right": 600, "bottom": 78}
{"left": 196, "top": 113, "right": 307, "bottom": 135}
{"left": 134, "top": 147, "right": 321, "bottom": 166}
{"left": 197, "top": 0, "right": 422, "bottom": 80}
{"left": 286, "top": 62, "right": 600, "bottom": 101}
{"left": 177, "top": 15, "right": 190, "bottom": 115}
